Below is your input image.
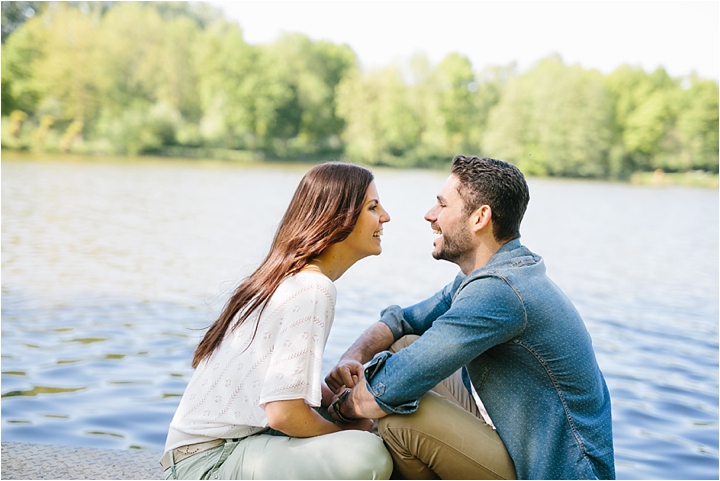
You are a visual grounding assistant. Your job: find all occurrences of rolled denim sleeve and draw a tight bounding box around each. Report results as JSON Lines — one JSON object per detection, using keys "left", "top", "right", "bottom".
{"left": 363, "top": 352, "right": 420, "bottom": 414}
{"left": 367, "top": 275, "right": 527, "bottom": 414}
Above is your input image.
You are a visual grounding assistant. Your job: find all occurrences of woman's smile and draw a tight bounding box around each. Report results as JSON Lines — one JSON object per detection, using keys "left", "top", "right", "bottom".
{"left": 342, "top": 182, "right": 390, "bottom": 258}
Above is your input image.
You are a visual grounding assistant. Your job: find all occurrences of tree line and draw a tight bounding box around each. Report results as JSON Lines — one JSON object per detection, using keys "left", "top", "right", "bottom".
{"left": 2, "top": 1, "right": 718, "bottom": 178}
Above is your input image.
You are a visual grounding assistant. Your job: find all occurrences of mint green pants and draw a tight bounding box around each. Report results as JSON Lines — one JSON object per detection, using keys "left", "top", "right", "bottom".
{"left": 163, "top": 430, "right": 393, "bottom": 480}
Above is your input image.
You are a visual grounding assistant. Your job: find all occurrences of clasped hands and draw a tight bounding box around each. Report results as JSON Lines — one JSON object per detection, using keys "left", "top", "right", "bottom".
{"left": 322, "top": 360, "right": 374, "bottom": 431}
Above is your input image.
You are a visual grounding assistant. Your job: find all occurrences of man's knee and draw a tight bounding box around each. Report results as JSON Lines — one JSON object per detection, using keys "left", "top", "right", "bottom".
{"left": 377, "top": 392, "right": 516, "bottom": 480}
{"left": 378, "top": 391, "right": 450, "bottom": 431}
{"left": 388, "top": 334, "right": 420, "bottom": 353}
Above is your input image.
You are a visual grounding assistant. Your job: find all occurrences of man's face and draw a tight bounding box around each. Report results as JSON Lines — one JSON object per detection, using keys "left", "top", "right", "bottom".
{"left": 424, "top": 175, "right": 474, "bottom": 264}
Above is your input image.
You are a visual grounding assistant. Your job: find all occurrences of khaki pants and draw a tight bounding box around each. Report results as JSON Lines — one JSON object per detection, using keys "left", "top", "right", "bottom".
{"left": 378, "top": 336, "right": 516, "bottom": 480}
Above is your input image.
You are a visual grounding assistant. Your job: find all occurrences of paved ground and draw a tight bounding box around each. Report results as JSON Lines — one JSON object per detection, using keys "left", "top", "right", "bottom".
{"left": 1, "top": 442, "right": 164, "bottom": 480}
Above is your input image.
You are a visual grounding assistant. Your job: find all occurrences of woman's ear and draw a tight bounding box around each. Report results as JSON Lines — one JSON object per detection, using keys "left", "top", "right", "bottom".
{"left": 470, "top": 205, "right": 492, "bottom": 234}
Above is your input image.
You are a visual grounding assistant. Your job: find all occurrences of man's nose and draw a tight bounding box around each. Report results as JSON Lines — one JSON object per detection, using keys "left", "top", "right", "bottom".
{"left": 424, "top": 206, "right": 437, "bottom": 222}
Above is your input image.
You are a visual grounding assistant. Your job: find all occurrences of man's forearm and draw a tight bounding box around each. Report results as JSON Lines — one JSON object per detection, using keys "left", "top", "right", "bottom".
{"left": 340, "top": 322, "right": 395, "bottom": 364}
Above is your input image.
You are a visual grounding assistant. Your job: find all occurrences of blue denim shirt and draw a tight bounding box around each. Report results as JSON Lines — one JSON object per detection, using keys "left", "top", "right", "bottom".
{"left": 365, "top": 239, "right": 615, "bottom": 480}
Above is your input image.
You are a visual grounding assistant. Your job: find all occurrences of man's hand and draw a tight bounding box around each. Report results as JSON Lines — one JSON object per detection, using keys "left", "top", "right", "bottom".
{"left": 325, "top": 359, "right": 364, "bottom": 393}
{"left": 329, "top": 379, "right": 388, "bottom": 422}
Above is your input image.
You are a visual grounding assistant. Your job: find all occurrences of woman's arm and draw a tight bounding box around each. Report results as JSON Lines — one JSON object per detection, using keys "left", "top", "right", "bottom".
{"left": 265, "top": 399, "right": 339, "bottom": 437}
{"left": 264, "top": 398, "right": 372, "bottom": 437}
{"left": 321, "top": 382, "right": 335, "bottom": 408}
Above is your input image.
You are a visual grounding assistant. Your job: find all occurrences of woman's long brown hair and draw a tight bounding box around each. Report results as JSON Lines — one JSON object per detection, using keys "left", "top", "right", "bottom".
{"left": 191, "top": 162, "right": 374, "bottom": 368}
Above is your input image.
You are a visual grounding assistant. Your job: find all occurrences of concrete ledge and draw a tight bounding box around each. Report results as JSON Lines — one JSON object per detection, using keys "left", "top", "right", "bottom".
{"left": 1, "top": 442, "right": 164, "bottom": 480}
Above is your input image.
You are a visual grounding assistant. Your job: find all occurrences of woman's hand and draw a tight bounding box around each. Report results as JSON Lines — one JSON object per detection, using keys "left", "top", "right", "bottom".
{"left": 325, "top": 360, "right": 364, "bottom": 393}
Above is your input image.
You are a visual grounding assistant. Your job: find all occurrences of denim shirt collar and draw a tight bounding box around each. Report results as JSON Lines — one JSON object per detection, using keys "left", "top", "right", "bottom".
{"left": 485, "top": 237, "right": 523, "bottom": 266}
{"left": 458, "top": 238, "right": 539, "bottom": 291}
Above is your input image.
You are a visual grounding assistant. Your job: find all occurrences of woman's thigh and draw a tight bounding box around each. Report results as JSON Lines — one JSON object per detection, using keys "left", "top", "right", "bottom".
{"left": 217, "top": 431, "right": 393, "bottom": 480}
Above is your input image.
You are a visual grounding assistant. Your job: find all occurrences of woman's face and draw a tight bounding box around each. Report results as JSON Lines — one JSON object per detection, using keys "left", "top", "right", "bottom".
{"left": 342, "top": 181, "right": 391, "bottom": 259}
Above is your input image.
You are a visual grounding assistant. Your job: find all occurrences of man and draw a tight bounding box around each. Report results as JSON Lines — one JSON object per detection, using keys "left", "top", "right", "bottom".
{"left": 326, "top": 155, "right": 615, "bottom": 479}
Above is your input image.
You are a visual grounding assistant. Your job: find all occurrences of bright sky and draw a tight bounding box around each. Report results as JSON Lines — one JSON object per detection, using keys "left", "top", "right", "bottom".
{"left": 211, "top": 0, "right": 719, "bottom": 80}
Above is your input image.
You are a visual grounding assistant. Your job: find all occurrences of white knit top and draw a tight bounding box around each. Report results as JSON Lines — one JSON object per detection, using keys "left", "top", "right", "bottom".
{"left": 165, "top": 271, "right": 336, "bottom": 453}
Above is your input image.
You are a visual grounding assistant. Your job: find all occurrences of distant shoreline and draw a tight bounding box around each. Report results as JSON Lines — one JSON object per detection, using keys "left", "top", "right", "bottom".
{"left": 2, "top": 148, "right": 717, "bottom": 189}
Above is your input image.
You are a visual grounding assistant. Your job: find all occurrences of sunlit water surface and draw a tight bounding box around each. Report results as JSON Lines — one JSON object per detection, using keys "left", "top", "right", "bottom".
{"left": 2, "top": 158, "right": 717, "bottom": 479}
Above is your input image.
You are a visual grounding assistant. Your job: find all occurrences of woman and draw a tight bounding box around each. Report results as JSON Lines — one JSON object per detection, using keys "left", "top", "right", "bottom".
{"left": 161, "top": 162, "right": 393, "bottom": 480}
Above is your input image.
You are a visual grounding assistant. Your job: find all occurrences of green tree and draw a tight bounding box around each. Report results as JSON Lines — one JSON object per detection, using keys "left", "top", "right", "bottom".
{"left": 153, "top": 16, "right": 202, "bottom": 121}
{"left": 474, "top": 63, "right": 517, "bottom": 148}
{"left": 604, "top": 65, "right": 683, "bottom": 173}
{"left": 194, "top": 19, "right": 256, "bottom": 148}
{"left": 484, "top": 56, "right": 613, "bottom": 177}
{"left": 237, "top": 49, "right": 298, "bottom": 151}
{"left": 673, "top": 77, "right": 719, "bottom": 172}
{"left": 140, "top": 1, "right": 223, "bottom": 29}
{"left": 336, "top": 65, "right": 422, "bottom": 166}
{"left": 264, "top": 33, "right": 356, "bottom": 154}
{"left": 195, "top": 20, "right": 301, "bottom": 151}
{"left": 1, "top": 11, "right": 49, "bottom": 115}
{"left": 1, "top": 1, "right": 47, "bottom": 43}
{"left": 402, "top": 55, "right": 514, "bottom": 164}
{"left": 623, "top": 69, "right": 677, "bottom": 168}
{"left": 29, "top": 3, "right": 105, "bottom": 123}
{"left": 403, "top": 53, "right": 445, "bottom": 162}
{"left": 433, "top": 52, "right": 481, "bottom": 153}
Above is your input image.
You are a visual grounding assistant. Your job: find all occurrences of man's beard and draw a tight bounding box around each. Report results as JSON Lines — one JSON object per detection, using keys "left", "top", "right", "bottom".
{"left": 433, "top": 224, "right": 473, "bottom": 264}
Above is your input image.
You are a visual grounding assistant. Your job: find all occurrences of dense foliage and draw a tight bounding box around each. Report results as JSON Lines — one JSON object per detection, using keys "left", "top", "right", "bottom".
{"left": 2, "top": 2, "right": 718, "bottom": 177}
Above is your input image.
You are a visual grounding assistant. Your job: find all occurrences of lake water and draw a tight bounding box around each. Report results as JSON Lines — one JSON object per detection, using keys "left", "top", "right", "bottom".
{"left": 2, "top": 157, "right": 718, "bottom": 479}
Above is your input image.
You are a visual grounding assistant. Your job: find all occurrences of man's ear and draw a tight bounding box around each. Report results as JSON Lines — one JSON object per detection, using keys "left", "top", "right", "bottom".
{"left": 469, "top": 205, "right": 492, "bottom": 234}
